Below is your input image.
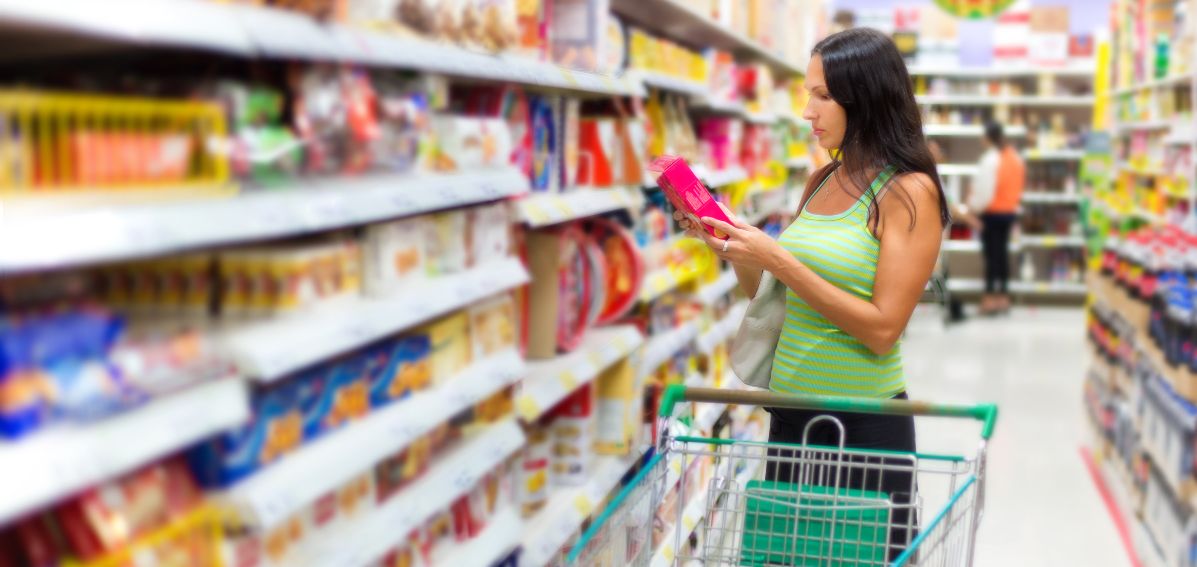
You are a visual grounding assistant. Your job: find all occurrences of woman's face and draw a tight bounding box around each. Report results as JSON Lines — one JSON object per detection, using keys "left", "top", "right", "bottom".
{"left": 802, "top": 55, "right": 848, "bottom": 151}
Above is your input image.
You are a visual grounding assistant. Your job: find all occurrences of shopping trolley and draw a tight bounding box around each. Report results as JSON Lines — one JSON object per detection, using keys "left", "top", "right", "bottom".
{"left": 567, "top": 385, "right": 998, "bottom": 567}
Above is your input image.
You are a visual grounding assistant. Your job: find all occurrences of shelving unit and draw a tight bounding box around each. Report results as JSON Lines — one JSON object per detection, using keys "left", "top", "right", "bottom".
{"left": 0, "top": 0, "right": 821, "bottom": 563}
{"left": 920, "top": 54, "right": 1096, "bottom": 306}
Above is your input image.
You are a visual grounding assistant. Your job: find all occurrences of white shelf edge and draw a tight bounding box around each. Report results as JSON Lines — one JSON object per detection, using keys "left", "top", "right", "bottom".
{"left": 0, "top": 378, "right": 248, "bottom": 526}
{"left": 924, "top": 124, "right": 1027, "bottom": 137}
{"left": 516, "top": 187, "right": 642, "bottom": 227}
{"left": 518, "top": 325, "right": 645, "bottom": 421}
{"left": 639, "top": 321, "right": 701, "bottom": 378}
{"left": 226, "top": 258, "right": 528, "bottom": 380}
{"left": 947, "top": 278, "right": 1087, "bottom": 296}
{"left": 694, "top": 270, "right": 740, "bottom": 306}
{"left": 1022, "top": 193, "right": 1081, "bottom": 205}
{"left": 518, "top": 451, "right": 644, "bottom": 567}
{"left": 0, "top": 167, "right": 529, "bottom": 274}
{"left": 1023, "top": 149, "right": 1085, "bottom": 161}
{"left": 907, "top": 65, "right": 1096, "bottom": 79}
{"left": 295, "top": 418, "right": 526, "bottom": 567}
{"left": 696, "top": 301, "right": 748, "bottom": 355}
{"left": 937, "top": 164, "right": 980, "bottom": 177}
{"left": 917, "top": 94, "right": 1095, "bottom": 107}
{"left": 224, "top": 349, "right": 525, "bottom": 530}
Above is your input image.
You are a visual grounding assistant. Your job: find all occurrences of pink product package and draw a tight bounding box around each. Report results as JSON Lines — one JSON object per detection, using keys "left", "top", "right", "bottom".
{"left": 648, "top": 155, "right": 731, "bottom": 240}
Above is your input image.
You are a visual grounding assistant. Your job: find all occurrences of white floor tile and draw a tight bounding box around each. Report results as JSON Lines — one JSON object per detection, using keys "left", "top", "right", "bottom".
{"left": 902, "top": 306, "right": 1130, "bottom": 567}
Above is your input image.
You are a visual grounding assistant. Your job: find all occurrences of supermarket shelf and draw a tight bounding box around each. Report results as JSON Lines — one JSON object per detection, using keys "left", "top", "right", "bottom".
{"left": 0, "top": 167, "right": 529, "bottom": 274}
{"left": 519, "top": 451, "right": 646, "bottom": 567}
{"left": 947, "top": 278, "right": 1087, "bottom": 296}
{"left": 787, "top": 156, "right": 813, "bottom": 169}
{"left": 1111, "top": 73, "right": 1196, "bottom": 95}
{"left": 225, "top": 258, "right": 528, "bottom": 380}
{"left": 641, "top": 266, "right": 701, "bottom": 303}
{"left": 518, "top": 325, "right": 645, "bottom": 421}
{"left": 942, "top": 235, "right": 1084, "bottom": 253}
{"left": 609, "top": 0, "right": 801, "bottom": 77}
{"left": 1113, "top": 120, "right": 1174, "bottom": 133}
{"left": 224, "top": 349, "right": 524, "bottom": 530}
{"left": 516, "top": 187, "right": 643, "bottom": 227}
{"left": 636, "top": 70, "right": 710, "bottom": 96}
{"left": 938, "top": 163, "right": 979, "bottom": 177}
{"left": 437, "top": 508, "right": 523, "bottom": 567}
{"left": 924, "top": 124, "right": 1027, "bottom": 137}
{"left": 694, "top": 270, "right": 741, "bottom": 306}
{"left": 639, "top": 321, "right": 701, "bottom": 378}
{"left": 907, "top": 65, "right": 1096, "bottom": 79}
{"left": 295, "top": 419, "right": 526, "bottom": 567}
{"left": 695, "top": 301, "right": 748, "bottom": 355}
{"left": 0, "top": 2, "right": 646, "bottom": 97}
{"left": 696, "top": 165, "right": 751, "bottom": 187}
{"left": 1024, "top": 149, "right": 1085, "bottom": 161}
{"left": 1022, "top": 192, "right": 1081, "bottom": 205}
{"left": 0, "top": 378, "right": 248, "bottom": 526}
{"left": 1020, "top": 234, "right": 1086, "bottom": 248}
{"left": 916, "top": 94, "right": 1095, "bottom": 107}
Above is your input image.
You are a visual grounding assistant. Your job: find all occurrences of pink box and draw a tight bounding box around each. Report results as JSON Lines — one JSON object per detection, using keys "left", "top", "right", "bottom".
{"left": 648, "top": 155, "right": 731, "bottom": 240}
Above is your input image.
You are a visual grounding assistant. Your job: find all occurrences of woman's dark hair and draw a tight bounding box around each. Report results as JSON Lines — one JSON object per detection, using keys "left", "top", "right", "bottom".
{"left": 810, "top": 27, "right": 951, "bottom": 230}
{"left": 984, "top": 120, "right": 1005, "bottom": 146}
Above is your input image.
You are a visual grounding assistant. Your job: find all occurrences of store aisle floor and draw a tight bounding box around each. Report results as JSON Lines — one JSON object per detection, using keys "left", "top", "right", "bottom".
{"left": 901, "top": 306, "right": 1128, "bottom": 567}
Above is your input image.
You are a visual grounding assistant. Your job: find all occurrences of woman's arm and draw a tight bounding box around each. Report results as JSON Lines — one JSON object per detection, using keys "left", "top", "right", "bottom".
{"left": 732, "top": 264, "right": 763, "bottom": 298}
{"left": 699, "top": 172, "right": 943, "bottom": 355}
{"left": 673, "top": 207, "right": 762, "bottom": 297}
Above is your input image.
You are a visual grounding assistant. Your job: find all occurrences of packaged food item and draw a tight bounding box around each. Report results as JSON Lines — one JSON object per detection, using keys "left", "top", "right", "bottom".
{"left": 515, "top": 0, "right": 547, "bottom": 57}
{"left": 430, "top": 116, "right": 512, "bottom": 171}
{"left": 559, "top": 98, "right": 581, "bottom": 189}
{"left": 190, "top": 381, "right": 304, "bottom": 487}
{"left": 376, "top": 435, "right": 435, "bottom": 501}
{"left": 363, "top": 217, "right": 428, "bottom": 296}
{"left": 424, "top": 211, "right": 469, "bottom": 276}
{"left": 467, "top": 202, "right": 513, "bottom": 267}
{"left": 517, "top": 422, "right": 552, "bottom": 516}
{"left": 476, "top": 0, "right": 519, "bottom": 52}
{"left": 528, "top": 95, "right": 559, "bottom": 192}
{"left": 297, "top": 358, "right": 370, "bottom": 440}
{"left": 397, "top": 0, "right": 438, "bottom": 35}
{"left": 577, "top": 118, "right": 617, "bottom": 187}
{"left": 595, "top": 359, "right": 638, "bottom": 455}
{"left": 423, "top": 312, "right": 472, "bottom": 382}
{"left": 215, "top": 82, "right": 301, "bottom": 187}
{"left": 370, "top": 333, "right": 433, "bottom": 407}
{"left": 649, "top": 155, "right": 731, "bottom": 240}
{"left": 468, "top": 294, "right": 518, "bottom": 358}
{"left": 550, "top": 384, "right": 595, "bottom": 486}
{"left": 586, "top": 217, "right": 644, "bottom": 324}
{"left": 373, "top": 74, "right": 431, "bottom": 173}
{"left": 549, "top": 0, "right": 610, "bottom": 71}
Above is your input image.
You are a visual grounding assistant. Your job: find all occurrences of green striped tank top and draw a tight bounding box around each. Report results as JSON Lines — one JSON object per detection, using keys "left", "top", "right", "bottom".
{"left": 770, "top": 165, "right": 905, "bottom": 398}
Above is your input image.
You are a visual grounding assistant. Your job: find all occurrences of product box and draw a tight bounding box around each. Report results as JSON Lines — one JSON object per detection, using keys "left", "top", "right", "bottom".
{"left": 299, "top": 359, "right": 371, "bottom": 439}
{"left": 517, "top": 422, "right": 552, "bottom": 516}
{"left": 424, "top": 210, "right": 469, "bottom": 277}
{"left": 468, "top": 294, "right": 517, "bottom": 358}
{"left": 550, "top": 384, "right": 595, "bottom": 487}
{"left": 648, "top": 155, "right": 731, "bottom": 239}
{"left": 577, "top": 118, "right": 617, "bottom": 187}
{"left": 1028, "top": 6, "right": 1069, "bottom": 66}
{"left": 430, "top": 116, "right": 512, "bottom": 171}
{"left": 595, "top": 359, "right": 639, "bottom": 455}
{"left": 549, "top": 0, "right": 611, "bottom": 72}
{"left": 467, "top": 202, "right": 513, "bottom": 267}
{"left": 369, "top": 334, "right": 433, "bottom": 408}
{"left": 423, "top": 312, "right": 473, "bottom": 382}
{"left": 363, "top": 217, "right": 427, "bottom": 296}
{"left": 188, "top": 382, "right": 304, "bottom": 487}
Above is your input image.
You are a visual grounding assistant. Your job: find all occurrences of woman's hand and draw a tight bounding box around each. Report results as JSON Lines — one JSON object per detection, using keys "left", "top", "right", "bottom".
{"left": 694, "top": 203, "right": 787, "bottom": 272}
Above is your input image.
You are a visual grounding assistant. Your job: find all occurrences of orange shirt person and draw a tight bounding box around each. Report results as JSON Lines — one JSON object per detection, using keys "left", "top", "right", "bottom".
{"left": 966, "top": 121, "right": 1025, "bottom": 314}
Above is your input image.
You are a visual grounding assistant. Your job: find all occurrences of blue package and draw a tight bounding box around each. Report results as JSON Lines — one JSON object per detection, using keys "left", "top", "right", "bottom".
{"left": 189, "top": 380, "right": 303, "bottom": 488}
{"left": 369, "top": 334, "right": 431, "bottom": 408}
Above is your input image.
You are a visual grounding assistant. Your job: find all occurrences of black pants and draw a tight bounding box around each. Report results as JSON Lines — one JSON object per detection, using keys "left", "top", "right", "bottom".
{"left": 764, "top": 393, "right": 918, "bottom": 561}
{"left": 980, "top": 213, "right": 1017, "bottom": 294}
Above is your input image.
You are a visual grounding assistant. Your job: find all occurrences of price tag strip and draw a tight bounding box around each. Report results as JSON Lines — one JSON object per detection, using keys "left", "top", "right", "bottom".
{"left": 638, "top": 322, "right": 701, "bottom": 379}
{"left": 517, "top": 325, "right": 645, "bottom": 421}
{"left": 226, "top": 350, "right": 525, "bottom": 531}
{"left": 295, "top": 418, "right": 526, "bottom": 567}
{"left": 695, "top": 301, "right": 749, "bottom": 355}
{"left": 515, "top": 187, "right": 640, "bottom": 228}
{"left": 227, "top": 258, "right": 529, "bottom": 381}
{"left": 0, "top": 378, "right": 248, "bottom": 526}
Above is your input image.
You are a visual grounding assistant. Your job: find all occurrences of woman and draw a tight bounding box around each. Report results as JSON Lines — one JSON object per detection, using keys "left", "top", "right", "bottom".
{"left": 969, "top": 120, "right": 1025, "bottom": 315}
{"left": 678, "top": 28, "right": 947, "bottom": 558}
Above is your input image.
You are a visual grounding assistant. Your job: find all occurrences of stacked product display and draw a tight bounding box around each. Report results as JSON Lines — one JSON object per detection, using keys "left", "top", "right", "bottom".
{"left": 0, "top": 1, "right": 823, "bottom": 566}
{"left": 1084, "top": 1, "right": 1197, "bottom": 566}
{"left": 906, "top": 1, "right": 1097, "bottom": 303}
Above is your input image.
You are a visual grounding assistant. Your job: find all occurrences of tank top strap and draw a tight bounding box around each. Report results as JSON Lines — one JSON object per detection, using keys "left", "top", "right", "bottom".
{"left": 848, "top": 164, "right": 898, "bottom": 222}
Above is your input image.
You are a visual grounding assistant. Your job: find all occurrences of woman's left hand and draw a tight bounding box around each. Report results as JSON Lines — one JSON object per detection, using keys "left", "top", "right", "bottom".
{"left": 697, "top": 203, "right": 786, "bottom": 272}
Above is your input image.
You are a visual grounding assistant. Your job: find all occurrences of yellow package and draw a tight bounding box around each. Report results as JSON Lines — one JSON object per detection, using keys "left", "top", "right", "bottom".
{"left": 423, "top": 312, "right": 472, "bottom": 383}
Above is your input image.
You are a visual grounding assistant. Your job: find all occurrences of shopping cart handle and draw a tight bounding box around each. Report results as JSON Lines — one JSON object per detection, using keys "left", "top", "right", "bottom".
{"left": 659, "top": 385, "right": 999, "bottom": 440}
